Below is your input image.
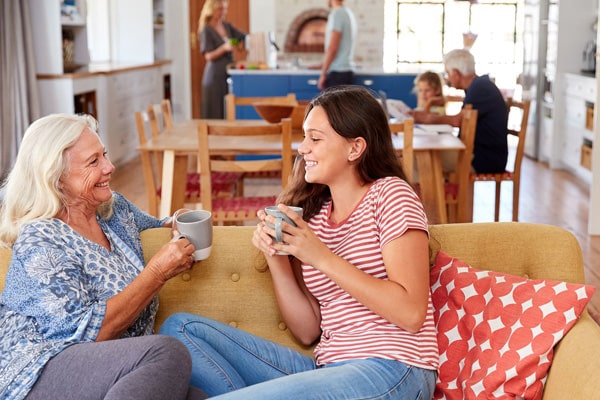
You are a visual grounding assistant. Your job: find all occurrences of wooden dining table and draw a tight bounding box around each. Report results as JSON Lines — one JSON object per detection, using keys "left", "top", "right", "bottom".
{"left": 136, "top": 119, "right": 465, "bottom": 224}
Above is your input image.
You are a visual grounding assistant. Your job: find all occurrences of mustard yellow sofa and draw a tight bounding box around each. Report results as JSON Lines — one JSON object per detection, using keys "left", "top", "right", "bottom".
{"left": 2, "top": 223, "right": 600, "bottom": 398}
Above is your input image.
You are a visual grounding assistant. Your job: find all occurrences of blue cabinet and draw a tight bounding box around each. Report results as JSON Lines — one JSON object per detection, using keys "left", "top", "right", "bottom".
{"left": 228, "top": 71, "right": 418, "bottom": 118}
{"left": 354, "top": 74, "right": 417, "bottom": 108}
{"left": 289, "top": 74, "right": 320, "bottom": 101}
{"left": 232, "top": 74, "right": 289, "bottom": 119}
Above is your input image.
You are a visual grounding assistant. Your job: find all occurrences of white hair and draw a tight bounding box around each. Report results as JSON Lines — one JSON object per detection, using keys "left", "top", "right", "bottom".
{"left": 0, "top": 113, "right": 113, "bottom": 247}
{"left": 443, "top": 49, "right": 476, "bottom": 76}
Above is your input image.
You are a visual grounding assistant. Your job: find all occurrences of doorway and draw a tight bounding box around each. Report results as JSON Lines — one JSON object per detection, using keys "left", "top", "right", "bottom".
{"left": 189, "top": 0, "right": 249, "bottom": 118}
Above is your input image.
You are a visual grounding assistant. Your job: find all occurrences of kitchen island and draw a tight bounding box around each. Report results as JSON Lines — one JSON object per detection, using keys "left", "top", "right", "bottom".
{"left": 228, "top": 69, "right": 418, "bottom": 119}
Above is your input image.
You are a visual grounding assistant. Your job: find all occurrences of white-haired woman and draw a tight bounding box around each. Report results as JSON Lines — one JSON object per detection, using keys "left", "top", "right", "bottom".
{"left": 0, "top": 114, "right": 205, "bottom": 399}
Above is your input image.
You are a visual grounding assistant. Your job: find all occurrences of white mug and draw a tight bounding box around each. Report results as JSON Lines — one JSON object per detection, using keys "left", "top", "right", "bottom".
{"left": 174, "top": 210, "right": 213, "bottom": 261}
{"left": 264, "top": 206, "right": 303, "bottom": 255}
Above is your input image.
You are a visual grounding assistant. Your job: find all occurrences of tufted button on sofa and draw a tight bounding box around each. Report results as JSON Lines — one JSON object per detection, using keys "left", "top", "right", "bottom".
{"left": 2, "top": 223, "right": 600, "bottom": 398}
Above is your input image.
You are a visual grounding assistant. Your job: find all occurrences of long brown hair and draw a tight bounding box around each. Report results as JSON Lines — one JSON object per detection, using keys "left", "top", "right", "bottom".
{"left": 277, "top": 85, "right": 407, "bottom": 220}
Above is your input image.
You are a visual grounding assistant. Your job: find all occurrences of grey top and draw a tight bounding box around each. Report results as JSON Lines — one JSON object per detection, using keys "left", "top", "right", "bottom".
{"left": 326, "top": 6, "right": 357, "bottom": 72}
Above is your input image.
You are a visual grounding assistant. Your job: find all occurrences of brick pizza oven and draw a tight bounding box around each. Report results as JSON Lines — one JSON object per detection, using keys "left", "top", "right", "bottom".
{"left": 284, "top": 8, "right": 329, "bottom": 53}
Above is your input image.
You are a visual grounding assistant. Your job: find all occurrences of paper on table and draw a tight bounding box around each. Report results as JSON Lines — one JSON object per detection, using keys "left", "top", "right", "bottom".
{"left": 386, "top": 99, "right": 412, "bottom": 120}
{"left": 415, "top": 124, "right": 455, "bottom": 134}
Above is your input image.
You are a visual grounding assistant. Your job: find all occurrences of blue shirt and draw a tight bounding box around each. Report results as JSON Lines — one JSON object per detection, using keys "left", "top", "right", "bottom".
{"left": 326, "top": 6, "right": 356, "bottom": 72}
{"left": 463, "top": 75, "right": 508, "bottom": 173}
{"left": 0, "top": 192, "right": 165, "bottom": 399}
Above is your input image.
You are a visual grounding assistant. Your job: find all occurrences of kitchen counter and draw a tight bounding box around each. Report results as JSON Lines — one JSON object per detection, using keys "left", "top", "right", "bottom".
{"left": 228, "top": 68, "right": 419, "bottom": 117}
{"left": 37, "top": 60, "right": 171, "bottom": 80}
{"left": 228, "top": 68, "right": 418, "bottom": 76}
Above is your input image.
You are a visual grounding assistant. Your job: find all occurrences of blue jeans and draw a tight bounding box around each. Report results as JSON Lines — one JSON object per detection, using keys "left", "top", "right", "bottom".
{"left": 159, "top": 313, "right": 437, "bottom": 399}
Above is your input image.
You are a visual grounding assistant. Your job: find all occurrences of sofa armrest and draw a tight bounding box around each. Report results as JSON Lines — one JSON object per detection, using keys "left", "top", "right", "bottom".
{"left": 542, "top": 311, "right": 600, "bottom": 398}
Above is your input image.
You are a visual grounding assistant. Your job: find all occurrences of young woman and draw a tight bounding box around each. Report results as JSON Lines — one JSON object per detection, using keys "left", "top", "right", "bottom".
{"left": 159, "top": 85, "right": 439, "bottom": 399}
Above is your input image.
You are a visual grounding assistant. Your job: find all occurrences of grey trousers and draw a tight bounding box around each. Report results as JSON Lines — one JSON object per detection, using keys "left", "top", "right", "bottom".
{"left": 26, "top": 335, "right": 206, "bottom": 400}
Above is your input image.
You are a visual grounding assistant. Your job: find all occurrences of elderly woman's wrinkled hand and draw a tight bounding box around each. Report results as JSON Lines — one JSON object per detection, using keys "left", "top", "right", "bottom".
{"left": 146, "top": 235, "right": 196, "bottom": 284}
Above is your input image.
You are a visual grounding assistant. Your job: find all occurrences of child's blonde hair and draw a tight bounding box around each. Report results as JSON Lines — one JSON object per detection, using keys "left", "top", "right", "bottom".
{"left": 412, "top": 71, "right": 444, "bottom": 97}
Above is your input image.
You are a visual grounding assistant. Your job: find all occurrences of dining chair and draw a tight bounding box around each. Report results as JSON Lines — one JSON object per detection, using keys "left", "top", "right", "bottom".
{"left": 135, "top": 110, "right": 240, "bottom": 217}
{"left": 445, "top": 106, "right": 478, "bottom": 223}
{"left": 290, "top": 102, "right": 309, "bottom": 131}
{"left": 469, "top": 97, "right": 531, "bottom": 221}
{"left": 147, "top": 99, "right": 177, "bottom": 173}
{"left": 389, "top": 119, "right": 414, "bottom": 183}
{"left": 225, "top": 93, "right": 298, "bottom": 121}
{"left": 147, "top": 99, "right": 174, "bottom": 133}
{"left": 197, "top": 119, "right": 293, "bottom": 224}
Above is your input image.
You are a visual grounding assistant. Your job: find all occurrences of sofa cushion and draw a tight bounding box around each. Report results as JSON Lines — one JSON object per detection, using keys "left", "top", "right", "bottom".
{"left": 430, "top": 251, "right": 594, "bottom": 400}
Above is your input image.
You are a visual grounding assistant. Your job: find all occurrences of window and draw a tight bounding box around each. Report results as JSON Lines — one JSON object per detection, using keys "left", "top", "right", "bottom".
{"left": 384, "top": 0, "right": 524, "bottom": 89}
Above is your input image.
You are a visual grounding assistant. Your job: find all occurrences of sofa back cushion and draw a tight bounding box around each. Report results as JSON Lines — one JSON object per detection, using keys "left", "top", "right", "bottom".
{"left": 140, "top": 226, "right": 316, "bottom": 357}
{"left": 428, "top": 223, "right": 584, "bottom": 283}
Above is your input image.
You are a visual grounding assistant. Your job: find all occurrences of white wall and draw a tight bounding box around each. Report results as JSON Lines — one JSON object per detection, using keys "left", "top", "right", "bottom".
{"left": 163, "top": 0, "right": 191, "bottom": 121}
{"left": 87, "top": 0, "right": 111, "bottom": 62}
{"left": 250, "top": 0, "right": 276, "bottom": 33}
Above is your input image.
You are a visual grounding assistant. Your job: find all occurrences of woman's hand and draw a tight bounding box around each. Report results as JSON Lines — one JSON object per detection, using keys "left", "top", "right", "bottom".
{"left": 220, "top": 41, "right": 233, "bottom": 53}
{"left": 252, "top": 208, "right": 287, "bottom": 258}
{"left": 146, "top": 233, "right": 195, "bottom": 284}
{"left": 254, "top": 205, "right": 333, "bottom": 267}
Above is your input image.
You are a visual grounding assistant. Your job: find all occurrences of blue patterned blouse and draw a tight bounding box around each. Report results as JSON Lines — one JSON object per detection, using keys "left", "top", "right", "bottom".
{"left": 0, "top": 192, "right": 166, "bottom": 399}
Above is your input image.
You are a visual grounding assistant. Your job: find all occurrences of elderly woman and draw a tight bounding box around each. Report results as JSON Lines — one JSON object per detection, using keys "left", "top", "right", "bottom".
{"left": 0, "top": 114, "right": 203, "bottom": 399}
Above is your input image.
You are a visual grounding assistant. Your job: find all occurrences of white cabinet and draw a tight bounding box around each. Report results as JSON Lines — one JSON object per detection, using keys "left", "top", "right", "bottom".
{"left": 102, "top": 68, "right": 163, "bottom": 165}
{"left": 590, "top": 7, "right": 600, "bottom": 235}
{"left": 548, "top": 0, "right": 597, "bottom": 174}
{"left": 553, "top": 73, "right": 594, "bottom": 180}
{"left": 153, "top": 0, "right": 166, "bottom": 60}
{"left": 29, "top": 0, "right": 90, "bottom": 74}
{"left": 29, "top": 0, "right": 168, "bottom": 167}
{"left": 107, "top": 0, "right": 154, "bottom": 63}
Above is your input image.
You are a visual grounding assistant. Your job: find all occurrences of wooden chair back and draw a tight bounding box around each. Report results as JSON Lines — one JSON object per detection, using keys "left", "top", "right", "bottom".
{"left": 135, "top": 110, "right": 169, "bottom": 216}
{"left": 225, "top": 93, "right": 298, "bottom": 121}
{"left": 389, "top": 119, "right": 414, "bottom": 183}
{"left": 446, "top": 106, "right": 478, "bottom": 223}
{"left": 137, "top": 106, "right": 240, "bottom": 217}
{"left": 197, "top": 119, "right": 293, "bottom": 223}
{"left": 506, "top": 97, "right": 531, "bottom": 190}
{"left": 290, "top": 103, "right": 308, "bottom": 130}
{"left": 470, "top": 97, "right": 531, "bottom": 221}
{"left": 147, "top": 99, "right": 174, "bottom": 133}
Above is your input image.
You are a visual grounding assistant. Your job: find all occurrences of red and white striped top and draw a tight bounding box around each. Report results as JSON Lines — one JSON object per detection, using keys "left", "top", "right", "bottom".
{"left": 304, "top": 176, "right": 439, "bottom": 370}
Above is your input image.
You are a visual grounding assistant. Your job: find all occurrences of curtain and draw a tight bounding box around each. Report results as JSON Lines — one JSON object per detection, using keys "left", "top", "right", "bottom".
{"left": 0, "top": 0, "right": 39, "bottom": 181}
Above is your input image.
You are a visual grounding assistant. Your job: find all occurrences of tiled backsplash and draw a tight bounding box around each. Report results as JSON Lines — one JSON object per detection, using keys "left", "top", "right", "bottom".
{"left": 271, "top": 0, "right": 384, "bottom": 68}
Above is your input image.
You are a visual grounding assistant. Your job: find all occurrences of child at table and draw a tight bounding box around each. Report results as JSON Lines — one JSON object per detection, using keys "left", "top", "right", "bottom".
{"left": 412, "top": 71, "right": 446, "bottom": 115}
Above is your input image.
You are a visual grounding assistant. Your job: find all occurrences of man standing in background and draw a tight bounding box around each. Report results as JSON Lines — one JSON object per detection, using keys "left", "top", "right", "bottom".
{"left": 317, "top": 0, "right": 357, "bottom": 90}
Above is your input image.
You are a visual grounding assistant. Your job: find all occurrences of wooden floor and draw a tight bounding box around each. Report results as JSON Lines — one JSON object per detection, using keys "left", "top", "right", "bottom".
{"left": 111, "top": 154, "right": 600, "bottom": 325}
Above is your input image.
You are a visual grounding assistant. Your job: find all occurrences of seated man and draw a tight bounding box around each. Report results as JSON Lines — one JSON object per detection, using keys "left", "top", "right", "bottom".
{"left": 410, "top": 49, "right": 508, "bottom": 173}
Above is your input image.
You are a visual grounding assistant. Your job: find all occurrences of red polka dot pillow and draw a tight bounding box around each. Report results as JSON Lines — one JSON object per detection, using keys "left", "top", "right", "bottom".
{"left": 430, "top": 251, "right": 594, "bottom": 400}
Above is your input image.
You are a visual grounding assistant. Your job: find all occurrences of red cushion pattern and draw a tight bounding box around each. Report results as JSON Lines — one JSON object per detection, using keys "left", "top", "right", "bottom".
{"left": 157, "top": 172, "right": 242, "bottom": 199}
{"left": 212, "top": 195, "right": 277, "bottom": 218}
{"left": 430, "top": 251, "right": 594, "bottom": 400}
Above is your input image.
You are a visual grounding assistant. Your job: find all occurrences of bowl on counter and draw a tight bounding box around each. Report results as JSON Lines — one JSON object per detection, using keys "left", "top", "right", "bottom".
{"left": 253, "top": 103, "right": 296, "bottom": 123}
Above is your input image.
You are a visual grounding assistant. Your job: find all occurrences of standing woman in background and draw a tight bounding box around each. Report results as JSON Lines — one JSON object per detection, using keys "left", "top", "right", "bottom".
{"left": 198, "top": 0, "right": 246, "bottom": 119}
